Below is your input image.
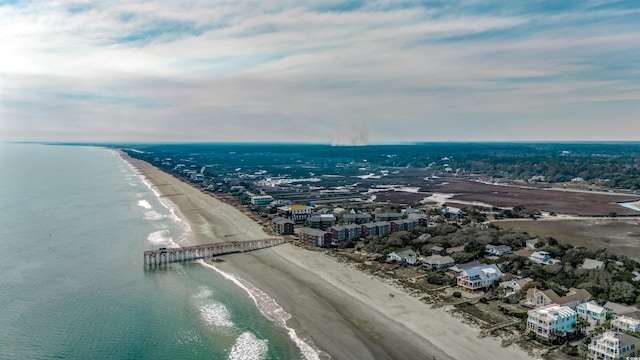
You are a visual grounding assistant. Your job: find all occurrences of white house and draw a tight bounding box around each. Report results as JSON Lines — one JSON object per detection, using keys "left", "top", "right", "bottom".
{"left": 388, "top": 248, "right": 418, "bottom": 265}
{"left": 588, "top": 331, "right": 640, "bottom": 360}
{"left": 486, "top": 244, "right": 512, "bottom": 256}
{"left": 612, "top": 311, "right": 640, "bottom": 333}
{"left": 457, "top": 264, "right": 503, "bottom": 291}
{"left": 529, "top": 251, "right": 554, "bottom": 264}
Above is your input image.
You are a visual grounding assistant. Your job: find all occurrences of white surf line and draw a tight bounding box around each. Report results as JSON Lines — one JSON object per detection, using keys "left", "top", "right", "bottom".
{"left": 198, "top": 260, "right": 322, "bottom": 360}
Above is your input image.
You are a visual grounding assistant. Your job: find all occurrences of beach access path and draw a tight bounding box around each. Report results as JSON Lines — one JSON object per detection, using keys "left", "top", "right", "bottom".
{"left": 124, "top": 153, "right": 535, "bottom": 360}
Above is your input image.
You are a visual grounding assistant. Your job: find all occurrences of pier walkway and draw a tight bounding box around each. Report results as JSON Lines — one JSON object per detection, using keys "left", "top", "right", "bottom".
{"left": 144, "top": 237, "right": 287, "bottom": 269}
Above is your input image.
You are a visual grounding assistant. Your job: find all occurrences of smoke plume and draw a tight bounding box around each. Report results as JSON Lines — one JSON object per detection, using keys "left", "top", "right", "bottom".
{"left": 332, "top": 124, "right": 370, "bottom": 146}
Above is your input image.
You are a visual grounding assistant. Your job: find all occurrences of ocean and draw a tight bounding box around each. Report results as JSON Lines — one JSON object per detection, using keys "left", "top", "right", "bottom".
{"left": 0, "top": 143, "right": 305, "bottom": 359}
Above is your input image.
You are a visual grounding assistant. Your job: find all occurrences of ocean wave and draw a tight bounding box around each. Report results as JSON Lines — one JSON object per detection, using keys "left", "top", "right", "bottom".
{"left": 198, "top": 300, "right": 235, "bottom": 329}
{"left": 195, "top": 286, "right": 214, "bottom": 299}
{"left": 198, "top": 261, "right": 320, "bottom": 360}
{"left": 144, "top": 211, "right": 165, "bottom": 221}
{"left": 193, "top": 286, "right": 235, "bottom": 329}
{"left": 228, "top": 332, "right": 268, "bottom": 360}
{"left": 137, "top": 200, "right": 153, "bottom": 209}
{"left": 137, "top": 175, "right": 193, "bottom": 246}
{"left": 146, "top": 229, "right": 178, "bottom": 247}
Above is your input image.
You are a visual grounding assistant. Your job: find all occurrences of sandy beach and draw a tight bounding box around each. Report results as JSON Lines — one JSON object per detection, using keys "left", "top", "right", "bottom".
{"left": 125, "top": 153, "right": 535, "bottom": 360}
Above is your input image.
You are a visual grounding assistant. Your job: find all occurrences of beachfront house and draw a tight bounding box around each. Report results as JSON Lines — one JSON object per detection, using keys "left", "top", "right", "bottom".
{"left": 588, "top": 331, "right": 640, "bottom": 360}
{"left": 604, "top": 302, "right": 637, "bottom": 318}
{"left": 299, "top": 227, "right": 332, "bottom": 247}
{"left": 526, "top": 287, "right": 591, "bottom": 309}
{"left": 456, "top": 264, "right": 503, "bottom": 291}
{"left": 423, "top": 255, "right": 455, "bottom": 270}
{"left": 500, "top": 277, "right": 534, "bottom": 295}
{"left": 576, "top": 301, "right": 608, "bottom": 325}
{"left": 388, "top": 248, "right": 418, "bottom": 265}
{"left": 447, "top": 261, "right": 482, "bottom": 277}
{"left": 612, "top": 311, "right": 640, "bottom": 333}
{"left": 527, "top": 304, "right": 577, "bottom": 339}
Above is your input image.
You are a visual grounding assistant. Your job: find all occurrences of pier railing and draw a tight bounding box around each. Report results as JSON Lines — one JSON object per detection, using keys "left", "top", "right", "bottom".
{"left": 144, "top": 237, "right": 287, "bottom": 269}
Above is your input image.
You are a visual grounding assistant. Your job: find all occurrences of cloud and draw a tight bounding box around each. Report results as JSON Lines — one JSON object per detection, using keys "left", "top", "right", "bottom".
{"left": 1, "top": 0, "right": 639, "bottom": 142}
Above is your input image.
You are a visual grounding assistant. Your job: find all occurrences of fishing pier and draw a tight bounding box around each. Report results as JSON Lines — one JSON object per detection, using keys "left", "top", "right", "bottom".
{"left": 143, "top": 237, "right": 287, "bottom": 269}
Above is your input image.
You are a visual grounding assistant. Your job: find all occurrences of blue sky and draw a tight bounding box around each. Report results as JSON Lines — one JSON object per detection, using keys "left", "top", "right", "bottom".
{"left": 1, "top": 0, "right": 639, "bottom": 143}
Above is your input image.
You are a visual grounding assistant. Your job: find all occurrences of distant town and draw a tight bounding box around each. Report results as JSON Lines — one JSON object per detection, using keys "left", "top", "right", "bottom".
{"left": 124, "top": 143, "right": 640, "bottom": 359}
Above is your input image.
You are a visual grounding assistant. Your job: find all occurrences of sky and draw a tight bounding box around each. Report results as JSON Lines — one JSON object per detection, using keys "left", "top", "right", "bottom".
{"left": 1, "top": 0, "right": 639, "bottom": 144}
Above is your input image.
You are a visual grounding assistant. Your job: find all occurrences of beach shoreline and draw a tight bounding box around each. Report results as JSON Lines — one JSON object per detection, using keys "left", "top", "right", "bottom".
{"left": 121, "top": 151, "right": 535, "bottom": 360}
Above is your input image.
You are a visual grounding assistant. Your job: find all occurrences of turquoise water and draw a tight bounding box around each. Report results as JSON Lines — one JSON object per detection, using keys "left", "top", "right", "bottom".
{"left": 0, "top": 144, "right": 303, "bottom": 360}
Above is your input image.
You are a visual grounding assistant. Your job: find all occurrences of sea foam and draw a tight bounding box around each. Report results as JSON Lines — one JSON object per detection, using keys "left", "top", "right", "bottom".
{"left": 198, "top": 261, "right": 321, "bottom": 360}
{"left": 144, "top": 211, "right": 165, "bottom": 221}
{"left": 146, "top": 229, "right": 178, "bottom": 248}
{"left": 137, "top": 174, "right": 193, "bottom": 246}
{"left": 228, "top": 332, "right": 268, "bottom": 360}
{"left": 137, "top": 200, "right": 152, "bottom": 209}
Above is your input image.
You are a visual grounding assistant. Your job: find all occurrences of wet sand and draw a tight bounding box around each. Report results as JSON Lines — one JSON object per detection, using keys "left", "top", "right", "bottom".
{"left": 124, "top": 153, "right": 534, "bottom": 360}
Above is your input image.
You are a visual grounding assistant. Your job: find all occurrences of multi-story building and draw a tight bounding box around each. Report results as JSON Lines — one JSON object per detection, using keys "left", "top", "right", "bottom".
{"left": 280, "top": 204, "right": 313, "bottom": 222}
{"left": 407, "top": 213, "right": 429, "bottom": 226}
{"left": 373, "top": 221, "right": 391, "bottom": 236}
{"left": 329, "top": 224, "right": 361, "bottom": 244}
{"left": 527, "top": 304, "right": 577, "bottom": 339}
{"left": 308, "top": 214, "right": 336, "bottom": 230}
{"left": 612, "top": 311, "right": 640, "bottom": 333}
{"left": 576, "top": 301, "right": 608, "bottom": 325}
{"left": 271, "top": 217, "right": 295, "bottom": 235}
{"left": 342, "top": 213, "right": 371, "bottom": 225}
{"left": 360, "top": 222, "right": 379, "bottom": 237}
{"left": 390, "top": 219, "right": 418, "bottom": 232}
{"left": 456, "top": 264, "right": 503, "bottom": 291}
{"left": 588, "top": 331, "right": 640, "bottom": 360}
{"left": 299, "top": 227, "right": 332, "bottom": 247}
{"left": 250, "top": 195, "right": 274, "bottom": 206}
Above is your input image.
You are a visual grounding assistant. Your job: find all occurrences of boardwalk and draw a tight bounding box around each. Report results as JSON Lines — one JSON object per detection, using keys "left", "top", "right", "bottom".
{"left": 143, "top": 237, "right": 287, "bottom": 269}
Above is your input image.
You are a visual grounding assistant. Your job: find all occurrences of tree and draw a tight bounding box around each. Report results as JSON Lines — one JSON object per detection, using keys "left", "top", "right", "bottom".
{"left": 609, "top": 281, "right": 636, "bottom": 304}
